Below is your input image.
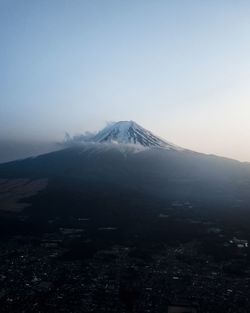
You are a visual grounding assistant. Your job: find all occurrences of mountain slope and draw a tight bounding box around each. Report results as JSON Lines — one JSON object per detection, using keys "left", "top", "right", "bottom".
{"left": 1, "top": 144, "right": 250, "bottom": 209}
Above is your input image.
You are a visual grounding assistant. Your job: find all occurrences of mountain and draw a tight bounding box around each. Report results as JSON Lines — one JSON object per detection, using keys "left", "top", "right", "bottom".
{"left": 91, "top": 121, "right": 183, "bottom": 150}
{"left": 1, "top": 121, "right": 250, "bottom": 220}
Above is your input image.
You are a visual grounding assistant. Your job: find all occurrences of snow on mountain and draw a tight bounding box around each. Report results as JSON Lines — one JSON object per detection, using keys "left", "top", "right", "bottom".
{"left": 92, "top": 121, "right": 183, "bottom": 150}
{"left": 63, "top": 121, "right": 184, "bottom": 151}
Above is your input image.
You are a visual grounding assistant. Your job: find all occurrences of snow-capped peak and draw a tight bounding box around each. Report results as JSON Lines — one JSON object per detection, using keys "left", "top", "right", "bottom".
{"left": 92, "top": 121, "right": 183, "bottom": 150}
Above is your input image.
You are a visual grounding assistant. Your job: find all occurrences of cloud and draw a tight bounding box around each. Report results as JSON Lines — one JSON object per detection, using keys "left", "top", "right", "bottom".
{"left": 61, "top": 121, "right": 115, "bottom": 146}
{"left": 61, "top": 131, "right": 96, "bottom": 146}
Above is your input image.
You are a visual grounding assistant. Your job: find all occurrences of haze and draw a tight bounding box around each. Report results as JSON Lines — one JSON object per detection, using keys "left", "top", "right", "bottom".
{"left": 1, "top": 0, "right": 250, "bottom": 162}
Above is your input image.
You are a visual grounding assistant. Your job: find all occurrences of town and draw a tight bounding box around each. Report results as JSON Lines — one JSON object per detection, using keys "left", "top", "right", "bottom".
{"left": 0, "top": 201, "right": 249, "bottom": 313}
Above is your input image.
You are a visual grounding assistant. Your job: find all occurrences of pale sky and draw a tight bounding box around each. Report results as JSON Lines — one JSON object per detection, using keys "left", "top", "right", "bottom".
{"left": 1, "top": 0, "right": 250, "bottom": 161}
